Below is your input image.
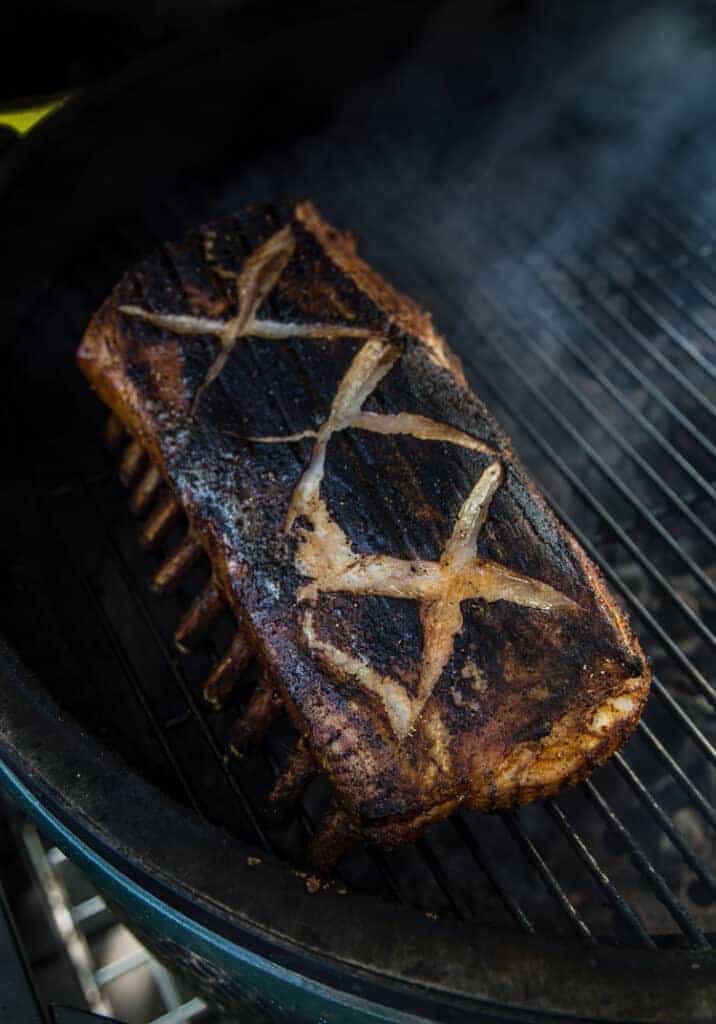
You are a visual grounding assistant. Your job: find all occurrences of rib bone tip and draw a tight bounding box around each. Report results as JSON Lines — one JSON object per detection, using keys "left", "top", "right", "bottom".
{"left": 229, "top": 675, "right": 282, "bottom": 756}
{"left": 174, "top": 579, "right": 224, "bottom": 651}
{"left": 139, "top": 494, "right": 181, "bottom": 550}
{"left": 106, "top": 414, "right": 125, "bottom": 449}
{"left": 118, "top": 438, "right": 146, "bottom": 487}
{"left": 151, "top": 535, "right": 201, "bottom": 594}
{"left": 265, "top": 738, "right": 317, "bottom": 821}
{"left": 202, "top": 630, "right": 253, "bottom": 710}
{"left": 130, "top": 463, "right": 163, "bottom": 517}
{"left": 307, "top": 802, "right": 357, "bottom": 871}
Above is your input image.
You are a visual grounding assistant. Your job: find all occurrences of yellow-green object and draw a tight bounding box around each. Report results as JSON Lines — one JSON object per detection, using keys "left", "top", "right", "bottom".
{"left": 0, "top": 96, "right": 66, "bottom": 136}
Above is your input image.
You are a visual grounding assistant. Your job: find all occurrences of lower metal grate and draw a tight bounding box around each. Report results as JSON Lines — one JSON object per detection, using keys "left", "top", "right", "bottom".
{"left": 20, "top": 820, "right": 213, "bottom": 1023}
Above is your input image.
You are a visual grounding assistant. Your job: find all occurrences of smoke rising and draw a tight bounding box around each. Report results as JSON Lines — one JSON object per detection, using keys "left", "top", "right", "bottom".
{"left": 221, "top": 1, "right": 716, "bottom": 561}
{"left": 224, "top": 2, "right": 716, "bottom": 267}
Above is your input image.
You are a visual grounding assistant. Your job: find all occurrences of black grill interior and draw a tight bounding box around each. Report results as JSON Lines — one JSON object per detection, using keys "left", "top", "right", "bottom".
{"left": 2, "top": 0, "right": 715, "bottom": 959}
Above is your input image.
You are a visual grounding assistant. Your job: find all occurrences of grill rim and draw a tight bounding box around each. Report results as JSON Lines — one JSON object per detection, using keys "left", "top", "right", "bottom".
{"left": 1, "top": 634, "right": 714, "bottom": 1024}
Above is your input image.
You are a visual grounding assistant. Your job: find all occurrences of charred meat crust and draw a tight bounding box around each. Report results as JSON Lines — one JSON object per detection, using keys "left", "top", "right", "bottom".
{"left": 77, "top": 200, "right": 650, "bottom": 842}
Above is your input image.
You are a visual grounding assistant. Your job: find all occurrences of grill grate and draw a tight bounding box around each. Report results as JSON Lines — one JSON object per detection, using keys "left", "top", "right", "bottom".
{"left": 9, "top": 176, "right": 715, "bottom": 954}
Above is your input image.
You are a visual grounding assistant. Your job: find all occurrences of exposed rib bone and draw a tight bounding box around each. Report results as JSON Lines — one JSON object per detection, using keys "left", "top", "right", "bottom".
{"left": 265, "top": 738, "right": 317, "bottom": 821}
{"left": 106, "top": 414, "right": 125, "bottom": 450}
{"left": 151, "top": 534, "right": 201, "bottom": 594}
{"left": 203, "top": 631, "right": 253, "bottom": 709}
{"left": 139, "top": 493, "right": 182, "bottom": 549}
{"left": 174, "top": 579, "right": 224, "bottom": 652}
{"left": 118, "top": 439, "right": 146, "bottom": 486}
{"left": 131, "top": 464, "right": 163, "bottom": 517}
{"left": 230, "top": 674, "right": 283, "bottom": 757}
{"left": 308, "top": 801, "right": 357, "bottom": 871}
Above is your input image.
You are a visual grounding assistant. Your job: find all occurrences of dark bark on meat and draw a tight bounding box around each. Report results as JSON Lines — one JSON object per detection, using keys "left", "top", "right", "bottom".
{"left": 78, "top": 200, "right": 650, "bottom": 850}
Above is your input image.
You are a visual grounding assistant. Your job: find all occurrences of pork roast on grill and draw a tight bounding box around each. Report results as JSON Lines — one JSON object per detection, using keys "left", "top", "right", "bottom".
{"left": 77, "top": 200, "right": 650, "bottom": 865}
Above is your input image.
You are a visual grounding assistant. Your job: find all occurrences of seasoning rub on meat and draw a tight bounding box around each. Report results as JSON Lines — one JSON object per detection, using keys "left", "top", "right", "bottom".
{"left": 78, "top": 201, "right": 650, "bottom": 866}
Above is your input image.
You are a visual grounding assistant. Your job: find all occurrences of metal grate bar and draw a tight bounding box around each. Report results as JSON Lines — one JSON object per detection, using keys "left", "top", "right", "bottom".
{"left": 472, "top": 278, "right": 716, "bottom": 594}
{"left": 583, "top": 781, "right": 710, "bottom": 950}
{"left": 578, "top": 242, "right": 716, "bottom": 389}
{"left": 544, "top": 800, "right": 656, "bottom": 950}
{"left": 604, "top": 225, "right": 716, "bottom": 373}
{"left": 163, "top": 710, "right": 192, "bottom": 731}
{"left": 94, "top": 948, "right": 152, "bottom": 987}
{"left": 366, "top": 849, "right": 406, "bottom": 903}
{"left": 593, "top": 488, "right": 711, "bottom": 540}
{"left": 566, "top": 189, "right": 716, "bottom": 379}
{"left": 637, "top": 721, "right": 716, "bottom": 828}
{"left": 71, "top": 894, "right": 107, "bottom": 925}
{"left": 451, "top": 815, "right": 536, "bottom": 933}
{"left": 622, "top": 197, "right": 716, "bottom": 292}
{"left": 613, "top": 752, "right": 716, "bottom": 892}
{"left": 476, "top": 246, "right": 716, "bottom": 553}
{"left": 149, "top": 998, "right": 208, "bottom": 1024}
{"left": 502, "top": 812, "right": 595, "bottom": 943}
{"left": 415, "top": 838, "right": 467, "bottom": 920}
{"left": 148, "top": 959, "right": 184, "bottom": 1016}
{"left": 496, "top": 222, "right": 716, "bottom": 465}
{"left": 642, "top": 199, "right": 716, "bottom": 278}
{"left": 476, "top": 383, "right": 715, "bottom": 778}
{"left": 650, "top": 678, "right": 716, "bottom": 766}
{"left": 485, "top": 214, "right": 716, "bottom": 477}
{"left": 519, "top": 221, "right": 716, "bottom": 424}
{"left": 471, "top": 367, "right": 715, "bottom": 705}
